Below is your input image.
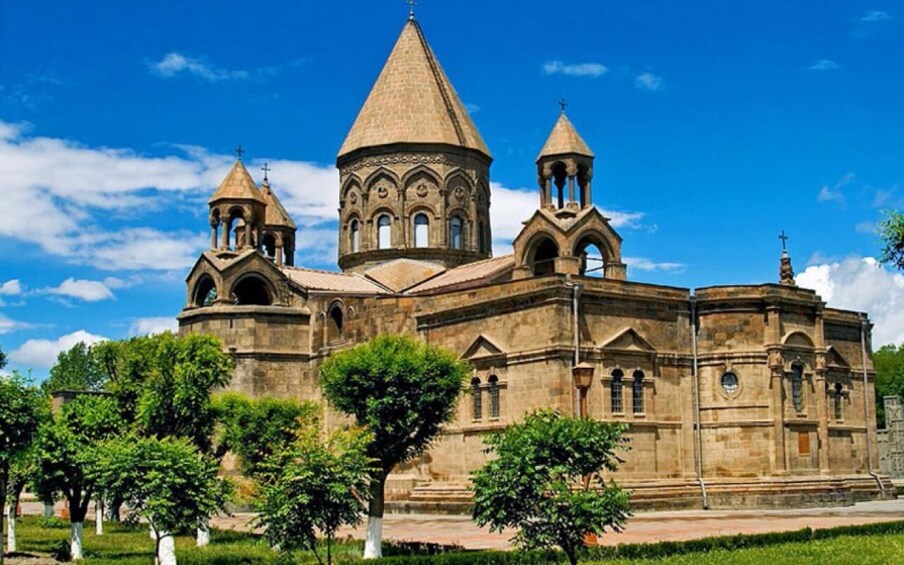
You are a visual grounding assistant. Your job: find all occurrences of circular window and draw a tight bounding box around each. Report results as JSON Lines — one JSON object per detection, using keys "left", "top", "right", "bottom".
{"left": 721, "top": 372, "right": 739, "bottom": 394}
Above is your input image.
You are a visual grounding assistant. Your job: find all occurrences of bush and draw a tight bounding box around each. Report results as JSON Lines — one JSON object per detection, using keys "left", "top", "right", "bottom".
{"left": 36, "top": 516, "right": 69, "bottom": 529}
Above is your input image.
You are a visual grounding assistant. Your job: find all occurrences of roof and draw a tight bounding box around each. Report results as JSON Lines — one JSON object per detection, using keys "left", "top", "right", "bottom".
{"left": 261, "top": 180, "right": 297, "bottom": 229}
{"left": 337, "top": 20, "right": 490, "bottom": 159}
{"left": 282, "top": 266, "right": 389, "bottom": 294}
{"left": 364, "top": 258, "right": 445, "bottom": 292}
{"left": 407, "top": 255, "right": 515, "bottom": 294}
{"left": 209, "top": 160, "right": 266, "bottom": 205}
{"left": 537, "top": 112, "right": 594, "bottom": 160}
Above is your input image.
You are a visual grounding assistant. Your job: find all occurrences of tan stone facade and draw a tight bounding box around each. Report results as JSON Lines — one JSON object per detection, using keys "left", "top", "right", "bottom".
{"left": 178, "top": 17, "right": 891, "bottom": 511}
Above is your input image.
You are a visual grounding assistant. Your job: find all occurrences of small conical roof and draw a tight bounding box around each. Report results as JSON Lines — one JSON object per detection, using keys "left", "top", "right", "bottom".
{"left": 537, "top": 112, "right": 594, "bottom": 161}
{"left": 209, "top": 160, "right": 266, "bottom": 205}
{"left": 338, "top": 20, "right": 490, "bottom": 159}
{"left": 261, "top": 180, "right": 296, "bottom": 229}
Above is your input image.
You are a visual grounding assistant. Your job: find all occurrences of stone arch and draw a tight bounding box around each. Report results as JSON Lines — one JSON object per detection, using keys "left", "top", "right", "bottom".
{"left": 402, "top": 165, "right": 441, "bottom": 193}
{"left": 261, "top": 233, "right": 277, "bottom": 259}
{"left": 445, "top": 171, "right": 473, "bottom": 208}
{"left": 340, "top": 174, "right": 363, "bottom": 201}
{"left": 231, "top": 273, "right": 275, "bottom": 306}
{"left": 346, "top": 213, "right": 362, "bottom": 253}
{"left": 782, "top": 331, "right": 815, "bottom": 349}
{"left": 372, "top": 208, "right": 395, "bottom": 250}
{"left": 526, "top": 233, "right": 559, "bottom": 276}
{"left": 409, "top": 205, "right": 434, "bottom": 248}
{"left": 192, "top": 274, "right": 218, "bottom": 307}
{"left": 326, "top": 300, "right": 345, "bottom": 344}
{"left": 551, "top": 161, "right": 568, "bottom": 209}
{"left": 572, "top": 229, "right": 617, "bottom": 277}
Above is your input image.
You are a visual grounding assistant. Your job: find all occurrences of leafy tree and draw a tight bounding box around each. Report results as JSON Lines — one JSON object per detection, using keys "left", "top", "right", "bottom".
{"left": 0, "top": 344, "right": 6, "bottom": 370}
{"left": 875, "top": 343, "right": 904, "bottom": 428}
{"left": 257, "top": 425, "right": 372, "bottom": 565}
{"left": 320, "top": 334, "right": 469, "bottom": 559}
{"left": 879, "top": 210, "right": 904, "bottom": 270}
{"left": 33, "top": 394, "right": 123, "bottom": 560}
{"left": 42, "top": 341, "right": 107, "bottom": 394}
{"left": 92, "top": 435, "right": 230, "bottom": 565}
{"left": 92, "top": 337, "right": 158, "bottom": 424}
{"left": 0, "top": 372, "right": 44, "bottom": 565}
{"left": 472, "top": 410, "right": 631, "bottom": 565}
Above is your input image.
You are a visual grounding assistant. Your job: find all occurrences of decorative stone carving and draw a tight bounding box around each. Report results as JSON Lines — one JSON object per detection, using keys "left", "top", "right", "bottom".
{"left": 416, "top": 183, "right": 428, "bottom": 197}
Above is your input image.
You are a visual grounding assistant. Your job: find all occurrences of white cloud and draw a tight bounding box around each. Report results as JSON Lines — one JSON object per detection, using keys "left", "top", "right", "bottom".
{"left": 0, "top": 312, "right": 31, "bottom": 335}
{"left": 635, "top": 72, "right": 666, "bottom": 92}
{"left": 9, "top": 330, "right": 107, "bottom": 369}
{"left": 465, "top": 103, "right": 481, "bottom": 114}
{"left": 542, "top": 60, "right": 608, "bottom": 78}
{"left": 807, "top": 59, "right": 842, "bottom": 71}
{"left": 45, "top": 278, "right": 115, "bottom": 302}
{"left": 817, "top": 172, "right": 854, "bottom": 205}
{"left": 0, "top": 280, "right": 23, "bottom": 296}
{"left": 623, "top": 256, "right": 685, "bottom": 272}
{"left": 151, "top": 52, "right": 249, "bottom": 81}
{"left": 797, "top": 257, "right": 904, "bottom": 347}
{"left": 855, "top": 221, "right": 876, "bottom": 234}
{"left": 861, "top": 11, "right": 892, "bottom": 22}
{"left": 129, "top": 316, "right": 178, "bottom": 336}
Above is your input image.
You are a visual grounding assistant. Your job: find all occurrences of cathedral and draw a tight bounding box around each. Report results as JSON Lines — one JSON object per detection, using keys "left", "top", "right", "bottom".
{"left": 179, "top": 15, "right": 892, "bottom": 510}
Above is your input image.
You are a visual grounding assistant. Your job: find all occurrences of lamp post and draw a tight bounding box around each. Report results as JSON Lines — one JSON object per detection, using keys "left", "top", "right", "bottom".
{"left": 572, "top": 362, "right": 595, "bottom": 419}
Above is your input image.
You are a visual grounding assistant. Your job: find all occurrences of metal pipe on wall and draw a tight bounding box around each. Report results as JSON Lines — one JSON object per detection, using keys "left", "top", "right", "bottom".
{"left": 690, "top": 296, "right": 709, "bottom": 509}
{"left": 860, "top": 314, "right": 886, "bottom": 496}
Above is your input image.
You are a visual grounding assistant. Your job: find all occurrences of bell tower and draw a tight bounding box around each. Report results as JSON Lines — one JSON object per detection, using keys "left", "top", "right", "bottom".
{"left": 335, "top": 16, "right": 493, "bottom": 273}
{"left": 536, "top": 106, "right": 595, "bottom": 216}
{"left": 208, "top": 152, "right": 267, "bottom": 257}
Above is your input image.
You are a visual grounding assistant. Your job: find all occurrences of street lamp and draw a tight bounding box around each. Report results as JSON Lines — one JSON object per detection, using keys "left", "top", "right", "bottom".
{"left": 572, "top": 362, "right": 595, "bottom": 419}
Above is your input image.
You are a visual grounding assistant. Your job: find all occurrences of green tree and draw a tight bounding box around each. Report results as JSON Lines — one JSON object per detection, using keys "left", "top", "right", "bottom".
{"left": 472, "top": 410, "right": 631, "bottom": 565}
{"left": 879, "top": 210, "right": 904, "bottom": 270}
{"left": 0, "top": 372, "right": 44, "bottom": 565}
{"left": 320, "top": 334, "right": 469, "bottom": 559}
{"left": 92, "top": 435, "right": 230, "bottom": 565}
{"left": 0, "top": 344, "right": 6, "bottom": 370}
{"left": 33, "top": 394, "right": 123, "bottom": 560}
{"left": 875, "top": 343, "right": 904, "bottom": 428}
{"left": 257, "top": 425, "right": 372, "bottom": 565}
{"left": 42, "top": 341, "right": 107, "bottom": 394}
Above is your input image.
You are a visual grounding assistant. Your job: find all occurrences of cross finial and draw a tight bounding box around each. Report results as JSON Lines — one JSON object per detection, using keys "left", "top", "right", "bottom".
{"left": 406, "top": 0, "right": 417, "bottom": 20}
{"left": 234, "top": 145, "right": 245, "bottom": 162}
{"left": 559, "top": 98, "right": 567, "bottom": 113}
{"left": 261, "top": 162, "right": 271, "bottom": 182}
{"left": 779, "top": 230, "right": 789, "bottom": 253}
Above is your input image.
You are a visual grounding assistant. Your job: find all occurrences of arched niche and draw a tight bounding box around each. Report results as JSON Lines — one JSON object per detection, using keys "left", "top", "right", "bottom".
{"left": 528, "top": 235, "right": 559, "bottom": 276}
{"left": 232, "top": 274, "right": 274, "bottom": 306}
{"left": 192, "top": 274, "right": 218, "bottom": 307}
{"left": 327, "top": 301, "right": 344, "bottom": 343}
{"left": 573, "top": 232, "right": 613, "bottom": 278}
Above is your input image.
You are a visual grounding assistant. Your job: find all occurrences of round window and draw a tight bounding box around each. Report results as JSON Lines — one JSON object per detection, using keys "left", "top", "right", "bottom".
{"left": 721, "top": 372, "right": 739, "bottom": 394}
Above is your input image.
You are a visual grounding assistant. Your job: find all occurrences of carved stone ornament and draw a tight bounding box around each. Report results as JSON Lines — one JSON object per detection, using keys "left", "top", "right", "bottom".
{"left": 350, "top": 192, "right": 358, "bottom": 204}
{"left": 416, "top": 183, "right": 428, "bottom": 197}
{"left": 454, "top": 186, "right": 465, "bottom": 201}
{"left": 378, "top": 185, "right": 389, "bottom": 199}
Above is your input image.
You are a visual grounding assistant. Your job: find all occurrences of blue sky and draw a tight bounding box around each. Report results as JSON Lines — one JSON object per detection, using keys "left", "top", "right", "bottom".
{"left": 2, "top": 0, "right": 903, "bottom": 376}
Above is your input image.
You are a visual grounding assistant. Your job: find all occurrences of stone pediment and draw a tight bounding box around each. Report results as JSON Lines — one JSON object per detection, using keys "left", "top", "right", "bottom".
{"left": 219, "top": 249, "right": 287, "bottom": 281}
{"left": 825, "top": 346, "right": 851, "bottom": 370}
{"left": 461, "top": 335, "right": 506, "bottom": 361}
{"left": 600, "top": 327, "right": 657, "bottom": 354}
{"left": 365, "top": 258, "right": 446, "bottom": 292}
{"left": 782, "top": 331, "right": 815, "bottom": 349}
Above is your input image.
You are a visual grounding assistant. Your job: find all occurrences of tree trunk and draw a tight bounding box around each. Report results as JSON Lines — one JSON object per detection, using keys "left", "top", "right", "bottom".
{"left": 43, "top": 502, "right": 54, "bottom": 518}
{"left": 196, "top": 521, "right": 210, "bottom": 547}
{"left": 70, "top": 522, "right": 84, "bottom": 561}
{"left": 95, "top": 498, "right": 104, "bottom": 536}
{"left": 6, "top": 504, "right": 16, "bottom": 554}
{"left": 363, "top": 473, "right": 386, "bottom": 559}
{"left": 157, "top": 533, "right": 177, "bottom": 565}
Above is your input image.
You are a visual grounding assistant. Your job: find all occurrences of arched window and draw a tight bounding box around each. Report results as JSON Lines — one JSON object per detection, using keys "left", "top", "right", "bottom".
{"left": 488, "top": 375, "right": 500, "bottom": 419}
{"left": 414, "top": 213, "right": 429, "bottom": 248}
{"left": 834, "top": 382, "right": 843, "bottom": 421}
{"left": 478, "top": 222, "right": 487, "bottom": 254}
{"left": 791, "top": 364, "right": 804, "bottom": 413}
{"left": 193, "top": 275, "right": 217, "bottom": 307}
{"left": 350, "top": 219, "right": 360, "bottom": 253}
{"left": 232, "top": 276, "right": 272, "bottom": 306}
{"left": 471, "top": 377, "right": 482, "bottom": 421}
{"left": 327, "top": 303, "right": 344, "bottom": 343}
{"left": 632, "top": 370, "right": 645, "bottom": 414}
{"left": 450, "top": 216, "right": 463, "bottom": 250}
{"left": 531, "top": 237, "right": 559, "bottom": 276}
{"left": 377, "top": 214, "right": 391, "bottom": 250}
{"left": 611, "top": 369, "right": 624, "bottom": 414}
{"left": 262, "top": 233, "right": 276, "bottom": 259}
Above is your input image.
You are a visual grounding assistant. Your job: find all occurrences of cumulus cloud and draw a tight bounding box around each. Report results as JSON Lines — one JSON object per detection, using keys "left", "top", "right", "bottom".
{"left": 797, "top": 257, "right": 904, "bottom": 347}
{"left": 635, "top": 72, "right": 666, "bottom": 92}
{"left": 542, "top": 60, "right": 608, "bottom": 78}
{"left": 807, "top": 59, "right": 842, "bottom": 71}
{"left": 129, "top": 316, "right": 178, "bottom": 336}
{"left": 0, "top": 312, "right": 31, "bottom": 335}
{"left": 45, "top": 278, "right": 115, "bottom": 302}
{"left": 860, "top": 11, "right": 892, "bottom": 22}
{"left": 0, "top": 280, "right": 23, "bottom": 296}
{"left": 150, "top": 53, "right": 249, "bottom": 81}
{"left": 817, "top": 172, "right": 854, "bottom": 205}
{"left": 9, "top": 329, "right": 107, "bottom": 368}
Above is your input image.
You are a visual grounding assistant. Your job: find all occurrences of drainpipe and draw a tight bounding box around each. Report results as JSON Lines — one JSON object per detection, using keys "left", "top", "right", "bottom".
{"left": 860, "top": 314, "right": 886, "bottom": 496}
{"left": 690, "top": 295, "right": 709, "bottom": 509}
{"left": 573, "top": 283, "right": 582, "bottom": 365}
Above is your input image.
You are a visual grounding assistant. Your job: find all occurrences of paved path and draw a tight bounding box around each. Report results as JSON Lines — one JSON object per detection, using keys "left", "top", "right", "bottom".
{"left": 205, "top": 499, "right": 904, "bottom": 551}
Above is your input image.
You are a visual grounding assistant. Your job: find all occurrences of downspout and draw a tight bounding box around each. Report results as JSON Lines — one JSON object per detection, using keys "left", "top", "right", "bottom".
{"left": 860, "top": 314, "right": 886, "bottom": 496}
{"left": 572, "top": 282, "right": 582, "bottom": 417}
{"left": 690, "top": 295, "right": 709, "bottom": 509}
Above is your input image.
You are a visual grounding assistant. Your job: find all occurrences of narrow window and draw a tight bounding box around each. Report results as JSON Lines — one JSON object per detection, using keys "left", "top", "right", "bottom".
{"left": 377, "top": 214, "right": 391, "bottom": 250}
{"left": 350, "top": 219, "right": 360, "bottom": 252}
{"left": 611, "top": 369, "right": 624, "bottom": 414}
{"left": 471, "top": 377, "right": 482, "bottom": 421}
{"left": 414, "top": 213, "right": 429, "bottom": 248}
{"left": 450, "top": 216, "right": 463, "bottom": 250}
{"left": 834, "top": 382, "right": 843, "bottom": 421}
{"left": 791, "top": 364, "right": 804, "bottom": 412}
{"left": 327, "top": 304, "right": 343, "bottom": 343}
{"left": 478, "top": 222, "right": 486, "bottom": 253}
{"left": 632, "top": 370, "right": 645, "bottom": 414}
{"left": 488, "top": 375, "right": 500, "bottom": 419}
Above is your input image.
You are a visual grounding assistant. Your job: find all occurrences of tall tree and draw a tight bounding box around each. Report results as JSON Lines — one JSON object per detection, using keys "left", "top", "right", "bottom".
{"left": 320, "top": 334, "right": 469, "bottom": 559}
{"left": 42, "top": 342, "right": 107, "bottom": 394}
{"left": 33, "top": 394, "right": 123, "bottom": 560}
{"left": 0, "top": 372, "right": 44, "bottom": 565}
{"left": 472, "top": 410, "right": 631, "bottom": 565}
{"left": 879, "top": 210, "right": 904, "bottom": 270}
{"left": 875, "top": 343, "right": 904, "bottom": 428}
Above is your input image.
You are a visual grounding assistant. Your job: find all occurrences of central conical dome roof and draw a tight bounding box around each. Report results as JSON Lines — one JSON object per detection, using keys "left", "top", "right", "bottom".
{"left": 537, "top": 112, "right": 594, "bottom": 161}
{"left": 337, "top": 20, "right": 490, "bottom": 159}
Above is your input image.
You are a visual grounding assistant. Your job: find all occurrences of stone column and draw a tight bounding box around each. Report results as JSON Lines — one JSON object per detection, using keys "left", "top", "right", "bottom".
{"left": 814, "top": 312, "right": 830, "bottom": 474}
{"left": 276, "top": 243, "right": 284, "bottom": 266}
{"left": 568, "top": 175, "right": 576, "bottom": 203}
{"left": 210, "top": 223, "right": 218, "bottom": 249}
{"left": 220, "top": 218, "right": 229, "bottom": 249}
{"left": 243, "top": 218, "right": 253, "bottom": 249}
{"left": 766, "top": 305, "right": 787, "bottom": 474}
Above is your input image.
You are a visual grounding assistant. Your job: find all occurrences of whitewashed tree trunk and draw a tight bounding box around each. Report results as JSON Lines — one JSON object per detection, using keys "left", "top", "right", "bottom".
{"left": 95, "top": 499, "right": 104, "bottom": 536}
{"left": 196, "top": 521, "right": 210, "bottom": 547}
{"left": 70, "top": 521, "right": 84, "bottom": 561}
{"left": 157, "top": 533, "right": 177, "bottom": 565}
{"left": 150, "top": 523, "right": 157, "bottom": 540}
{"left": 363, "top": 516, "right": 383, "bottom": 559}
{"left": 43, "top": 502, "right": 54, "bottom": 518}
{"left": 6, "top": 505, "right": 16, "bottom": 553}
